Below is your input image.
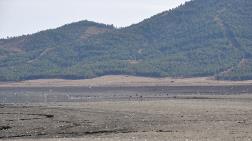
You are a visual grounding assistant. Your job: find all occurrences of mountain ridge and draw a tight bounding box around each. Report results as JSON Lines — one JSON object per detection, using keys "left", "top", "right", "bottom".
{"left": 0, "top": 0, "right": 252, "bottom": 81}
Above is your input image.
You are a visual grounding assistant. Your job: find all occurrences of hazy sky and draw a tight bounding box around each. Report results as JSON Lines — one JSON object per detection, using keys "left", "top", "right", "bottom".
{"left": 0, "top": 0, "right": 188, "bottom": 38}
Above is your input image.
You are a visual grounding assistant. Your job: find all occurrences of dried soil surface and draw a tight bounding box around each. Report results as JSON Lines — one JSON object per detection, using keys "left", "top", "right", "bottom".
{"left": 1, "top": 75, "right": 252, "bottom": 87}
{"left": 1, "top": 94, "right": 252, "bottom": 141}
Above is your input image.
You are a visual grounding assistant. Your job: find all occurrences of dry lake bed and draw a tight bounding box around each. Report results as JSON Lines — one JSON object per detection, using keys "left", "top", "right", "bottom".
{"left": 0, "top": 84, "right": 252, "bottom": 141}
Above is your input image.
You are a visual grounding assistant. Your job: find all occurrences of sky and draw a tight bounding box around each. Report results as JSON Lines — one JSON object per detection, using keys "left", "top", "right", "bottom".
{"left": 0, "top": 0, "right": 189, "bottom": 38}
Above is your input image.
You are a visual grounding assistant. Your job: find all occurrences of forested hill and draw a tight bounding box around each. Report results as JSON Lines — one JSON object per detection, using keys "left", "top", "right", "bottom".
{"left": 0, "top": 0, "right": 252, "bottom": 81}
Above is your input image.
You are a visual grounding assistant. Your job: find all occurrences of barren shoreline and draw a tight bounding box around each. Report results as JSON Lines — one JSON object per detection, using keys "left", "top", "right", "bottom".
{"left": 1, "top": 95, "right": 252, "bottom": 141}
{"left": 1, "top": 75, "right": 252, "bottom": 141}
{"left": 1, "top": 75, "right": 252, "bottom": 88}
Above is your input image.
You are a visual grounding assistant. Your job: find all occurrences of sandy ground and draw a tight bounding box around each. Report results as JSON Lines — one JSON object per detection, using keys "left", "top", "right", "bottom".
{"left": 1, "top": 95, "right": 252, "bottom": 141}
{"left": 1, "top": 75, "right": 252, "bottom": 87}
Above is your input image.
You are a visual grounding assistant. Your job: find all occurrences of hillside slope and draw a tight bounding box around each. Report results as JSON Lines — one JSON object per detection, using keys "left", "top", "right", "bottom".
{"left": 0, "top": 0, "right": 251, "bottom": 81}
